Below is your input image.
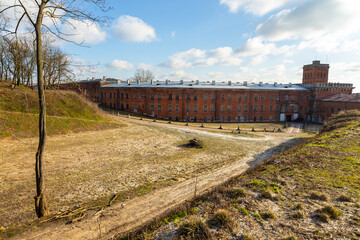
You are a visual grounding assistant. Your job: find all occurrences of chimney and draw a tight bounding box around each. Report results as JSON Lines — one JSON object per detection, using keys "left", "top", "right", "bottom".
{"left": 196, "top": 80, "right": 200, "bottom": 85}
{"left": 103, "top": 76, "right": 106, "bottom": 81}
{"left": 92, "top": 77, "right": 96, "bottom": 81}
{"left": 180, "top": 80, "right": 184, "bottom": 85}
{"left": 166, "top": 79, "right": 169, "bottom": 85}
{"left": 212, "top": 80, "right": 216, "bottom": 85}
{"left": 228, "top": 81, "right": 232, "bottom": 86}
{"left": 274, "top": 82, "right": 277, "bottom": 87}
{"left": 289, "top": 82, "right": 292, "bottom": 87}
{"left": 243, "top": 81, "right": 248, "bottom": 86}
{"left": 127, "top": 79, "right": 130, "bottom": 85}
{"left": 137, "top": 79, "right": 140, "bottom": 85}
{"left": 259, "top": 82, "right": 263, "bottom": 86}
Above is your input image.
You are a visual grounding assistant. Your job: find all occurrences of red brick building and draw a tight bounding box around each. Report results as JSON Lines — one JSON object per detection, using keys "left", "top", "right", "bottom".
{"left": 101, "top": 80, "right": 312, "bottom": 122}
{"left": 60, "top": 61, "right": 359, "bottom": 123}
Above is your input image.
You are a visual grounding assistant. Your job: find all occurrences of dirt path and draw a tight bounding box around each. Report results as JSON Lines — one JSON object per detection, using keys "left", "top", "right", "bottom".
{"left": 11, "top": 120, "right": 302, "bottom": 240}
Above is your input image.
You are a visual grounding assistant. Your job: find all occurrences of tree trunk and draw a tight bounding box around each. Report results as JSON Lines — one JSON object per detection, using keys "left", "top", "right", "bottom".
{"left": 34, "top": 5, "right": 48, "bottom": 218}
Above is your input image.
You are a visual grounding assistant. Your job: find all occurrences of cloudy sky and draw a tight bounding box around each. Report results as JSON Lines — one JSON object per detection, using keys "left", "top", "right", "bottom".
{"left": 3, "top": 0, "right": 360, "bottom": 92}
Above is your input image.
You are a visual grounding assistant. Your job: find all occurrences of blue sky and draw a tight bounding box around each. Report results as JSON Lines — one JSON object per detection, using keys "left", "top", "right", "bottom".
{"left": 2, "top": 0, "right": 360, "bottom": 92}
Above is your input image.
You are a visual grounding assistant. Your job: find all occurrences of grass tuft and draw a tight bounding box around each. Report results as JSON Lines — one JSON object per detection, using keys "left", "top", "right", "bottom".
{"left": 177, "top": 216, "right": 212, "bottom": 240}
{"left": 309, "top": 192, "right": 329, "bottom": 201}
{"left": 207, "top": 209, "right": 235, "bottom": 230}
{"left": 227, "top": 187, "right": 247, "bottom": 198}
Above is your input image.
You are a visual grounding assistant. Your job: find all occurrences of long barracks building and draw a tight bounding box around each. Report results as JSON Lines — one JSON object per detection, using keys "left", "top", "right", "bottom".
{"left": 68, "top": 61, "right": 360, "bottom": 123}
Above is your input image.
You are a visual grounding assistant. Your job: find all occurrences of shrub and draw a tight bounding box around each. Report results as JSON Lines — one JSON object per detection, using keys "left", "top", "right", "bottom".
{"left": 238, "top": 207, "right": 249, "bottom": 215}
{"left": 259, "top": 189, "right": 273, "bottom": 199}
{"left": 309, "top": 192, "right": 328, "bottom": 201}
{"left": 313, "top": 212, "right": 330, "bottom": 223}
{"left": 248, "top": 179, "right": 266, "bottom": 189}
{"left": 227, "top": 187, "right": 247, "bottom": 198}
{"left": 207, "top": 209, "right": 235, "bottom": 230}
{"left": 293, "top": 203, "right": 303, "bottom": 210}
{"left": 320, "top": 205, "right": 342, "bottom": 219}
{"left": 337, "top": 194, "right": 354, "bottom": 202}
{"left": 253, "top": 212, "right": 261, "bottom": 219}
{"left": 177, "top": 216, "right": 212, "bottom": 240}
{"left": 260, "top": 211, "right": 276, "bottom": 220}
{"left": 242, "top": 234, "right": 254, "bottom": 240}
{"left": 291, "top": 210, "right": 305, "bottom": 219}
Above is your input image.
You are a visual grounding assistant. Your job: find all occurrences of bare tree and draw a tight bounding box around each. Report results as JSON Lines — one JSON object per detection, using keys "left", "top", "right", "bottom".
{"left": 133, "top": 69, "right": 154, "bottom": 83}
{"left": 0, "top": 0, "right": 108, "bottom": 218}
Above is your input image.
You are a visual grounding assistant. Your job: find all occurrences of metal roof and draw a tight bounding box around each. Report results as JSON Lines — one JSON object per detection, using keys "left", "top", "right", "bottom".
{"left": 102, "top": 80, "right": 310, "bottom": 91}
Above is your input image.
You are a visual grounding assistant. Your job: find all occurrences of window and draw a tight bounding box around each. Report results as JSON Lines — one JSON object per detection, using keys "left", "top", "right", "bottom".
{"left": 238, "top": 106, "right": 241, "bottom": 112}
{"left": 168, "top": 94, "right": 172, "bottom": 100}
{"left": 285, "top": 95, "right": 289, "bottom": 101}
{"left": 121, "top": 93, "right": 123, "bottom": 99}
{"left": 211, "top": 105, "right": 215, "bottom": 112}
{"left": 186, "top": 105, "right": 190, "bottom": 112}
{"left": 261, "top": 95, "right": 264, "bottom": 101}
{"left": 291, "top": 95, "right": 295, "bottom": 101}
{"left": 245, "top": 95, "right": 248, "bottom": 101}
{"left": 254, "top": 95, "right": 258, "bottom": 101}
{"left": 228, "top": 94, "right": 232, "bottom": 100}
{"left": 176, "top": 94, "right": 180, "bottom": 100}
{"left": 221, "top": 106, "right": 225, "bottom": 112}
{"left": 211, "top": 94, "right": 215, "bottom": 100}
{"left": 244, "top": 106, "right": 248, "bottom": 112}
{"left": 204, "top": 116, "right": 207, "bottom": 122}
{"left": 260, "top": 116, "right": 263, "bottom": 121}
{"left": 291, "top": 106, "right": 294, "bottom": 112}
{"left": 260, "top": 106, "right": 263, "bottom": 112}
{"left": 135, "top": 93, "right": 138, "bottom": 99}
{"left": 227, "top": 106, "right": 231, "bottom": 112}
{"left": 270, "top": 95, "right": 274, "bottom": 101}
{"left": 176, "top": 106, "right": 179, "bottom": 112}
{"left": 306, "top": 96, "right": 310, "bottom": 101}
{"left": 126, "top": 93, "right": 129, "bottom": 99}
{"left": 158, "top": 94, "right": 162, "bottom": 100}
{"left": 194, "top": 94, "right": 198, "bottom": 100}
{"left": 227, "top": 116, "right": 231, "bottom": 122}
{"left": 270, "top": 106, "right": 273, "bottom": 111}
{"left": 150, "top": 94, "right": 154, "bottom": 100}
{"left": 187, "top": 94, "right": 191, "bottom": 100}
{"left": 109, "top": 93, "right": 112, "bottom": 99}
{"left": 276, "top": 95, "right": 280, "bottom": 101}
{"left": 158, "top": 105, "right": 162, "bottom": 111}
{"left": 204, "top": 94, "right": 208, "bottom": 101}
{"left": 126, "top": 104, "right": 129, "bottom": 110}
{"left": 238, "top": 94, "right": 242, "bottom": 101}
{"left": 253, "top": 116, "right": 257, "bottom": 121}
{"left": 168, "top": 105, "right": 172, "bottom": 112}
{"left": 204, "top": 105, "right": 208, "bottom": 112}
{"left": 194, "top": 105, "right": 198, "bottom": 112}
{"left": 222, "top": 94, "right": 225, "bottom": 100}
{"left": 276, "top": 105, "right": 279, "bottom": 111}
{"left": 254, "top": 106, "right": 257, "bottom": 112}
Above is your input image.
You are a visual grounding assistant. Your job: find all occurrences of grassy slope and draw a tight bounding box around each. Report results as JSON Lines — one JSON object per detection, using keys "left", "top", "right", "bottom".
{"left": 134, "top": 111, "right": 360, "bottom": 240}
{"left": 0, "top": 82, "right": 122, "bottom": 138}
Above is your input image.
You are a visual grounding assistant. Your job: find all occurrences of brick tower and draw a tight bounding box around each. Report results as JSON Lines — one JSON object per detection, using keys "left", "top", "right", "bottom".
{"left": 302, "top": 60, "right": 329, "bottom": 84}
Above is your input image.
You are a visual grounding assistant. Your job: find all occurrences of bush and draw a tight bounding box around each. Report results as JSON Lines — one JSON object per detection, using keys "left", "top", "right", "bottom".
{"left": 309, "top": 192, "right": 328, "bottom": 201}
{"left": 313, "top": 212, "right": 329, "bottom": 223}
{"left": 337, "top": 194, "right": 354, "bottom": 202}
{"left": 177, "top": 216, "right": 212, "bottom": 240}
{"left": 260, "top": 211, "right": 276, "bottom": 220}
{"left": 227, "top": 187, "right": 247, "bottom": 198}
{"left": 291, "top": 210, "right": 305, "bottom": 219}
{"left": 321, "top": 205, "right": 342, "bottom": 219}
{"left": 259, "top": 189, "right": 273, "bottom": 200}
{"left": 238, "top": 207, "right": 249, "bottom": 215}
{"left": 207, "top": 209, "right": 235, "bottom": 230}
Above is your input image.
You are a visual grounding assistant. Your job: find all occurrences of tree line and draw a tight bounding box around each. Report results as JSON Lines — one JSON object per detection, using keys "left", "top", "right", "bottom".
{"left": 0, "top": 35, "right": 72, "bottom": 87}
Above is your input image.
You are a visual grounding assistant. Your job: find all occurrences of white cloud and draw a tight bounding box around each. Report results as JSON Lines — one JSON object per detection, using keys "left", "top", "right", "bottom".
{"left": 219, "top": 57, "right": 242, "bottom": 66}
{"left": 208, "top": 72, "right": 224, "bottom": 79}
{"left": 112, "top": 15, "right": 157, "bottom": 42}
{"left": 107, "top": 59, "right": 134, "bottom": 71}
{"left": 61, "top": 19, "right": 106, "bottom": 44}
{"left": 162, "top": 47, "right": 241, "bottom": 69}
{"left": 194, "top": 58, "right": 219, "bottom": 67}
{"left": 236, "top": 38, "right": 275, "bottom": 56}
{"left": 209, "top": 47, "right": 233, "bottom": 58}
{"left": 249, "top": 55, "right": 267, "bottom": 66}
{"left": 257, "top": 0, "right": 360, "bottom": 41}
{"left": 137, "top": 63, "right": 153, "bottom": 70}
{"left": 171, "top": 31, "right": 176, "bottom": 37}
{"left": 220, "top": 0, "right": 296, "bottom": 16}
{"left": 158, "top": 70, "right": 197, "bottom": 81}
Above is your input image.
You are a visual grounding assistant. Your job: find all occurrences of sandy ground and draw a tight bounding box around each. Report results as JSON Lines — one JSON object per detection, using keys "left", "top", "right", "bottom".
{"left": 1, "top": 117, "right": 310, "bottom": 239}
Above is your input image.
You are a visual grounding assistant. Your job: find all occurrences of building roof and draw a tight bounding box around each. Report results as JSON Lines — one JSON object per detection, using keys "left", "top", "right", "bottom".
{"left": 102, "top": 80, "right": 310, "bottom": 91}
{"left": 303, "top": 60, "right": 330, "bottom": 69}
{"left": 318, "top": 93, "right": 360, "bottom": 103}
